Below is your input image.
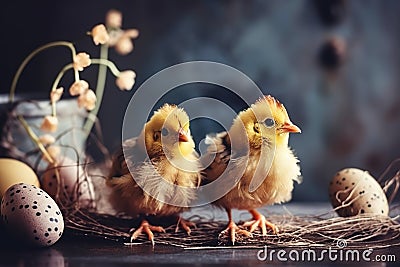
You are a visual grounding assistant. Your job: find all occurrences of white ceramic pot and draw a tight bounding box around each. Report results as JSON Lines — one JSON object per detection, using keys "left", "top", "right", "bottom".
{"left": 0, "top": 94, "right": 87, "bottom": 172}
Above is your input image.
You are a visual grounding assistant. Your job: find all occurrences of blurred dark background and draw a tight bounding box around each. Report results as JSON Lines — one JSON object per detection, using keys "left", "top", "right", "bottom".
{"left": 1, "top": 0, "right": 400, "bottom": 202}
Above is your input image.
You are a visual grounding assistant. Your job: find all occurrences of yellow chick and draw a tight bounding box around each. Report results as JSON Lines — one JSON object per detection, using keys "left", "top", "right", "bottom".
{"left": 203, "top": 95, "right": 301, "bottom": 244}
{"left": 107, "top": 103, "right": 201, "bottom": 245}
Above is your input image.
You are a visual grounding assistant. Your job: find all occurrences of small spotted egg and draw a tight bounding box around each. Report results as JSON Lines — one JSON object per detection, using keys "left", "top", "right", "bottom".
{"left": 1, "top": 183, "right": 64, "bottom": 247}
{"left": 41, "top": 157, "right": 95, "bottom": 209}
{"left": 329, "top": 168, "right": 389, "bottom": 217}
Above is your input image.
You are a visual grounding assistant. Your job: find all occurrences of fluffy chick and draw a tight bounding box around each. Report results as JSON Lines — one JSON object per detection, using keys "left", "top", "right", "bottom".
{"left": 203, "top": 95, "right": 301, "bottom": 244}
{"left": 107, "top": 103, "right": 201, "bottom": 245}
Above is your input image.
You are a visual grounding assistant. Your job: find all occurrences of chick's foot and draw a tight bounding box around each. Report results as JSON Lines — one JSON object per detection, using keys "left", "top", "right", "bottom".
{"left": 242, "top": 209, "right": 279, "bottom": 236}
{"left": 221, "top": 220, "right": 252, "bottom": 245}
{"left": 175, "top": 217, "right": 196, "bottom": 235}
{"left": 130, "top": 219, "right": 166, "bottom": 246}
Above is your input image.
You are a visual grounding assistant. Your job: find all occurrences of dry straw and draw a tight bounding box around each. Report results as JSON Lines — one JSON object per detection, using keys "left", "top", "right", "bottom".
{"left": 60, "top": 159, "right": 400, "bottom": 249}
{"left": 62, "top": 204, "right": 400, "bottom": 249}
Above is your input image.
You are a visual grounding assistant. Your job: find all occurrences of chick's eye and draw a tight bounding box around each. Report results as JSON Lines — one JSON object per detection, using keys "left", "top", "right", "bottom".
{"left": 253, "top": 123, "right": 260, "bottom": 133}
{"left": 265, "top": 118, "right": 275, "bottom": 127}
{"left": 153, "top": 131, "right": 161, "bottom": 141}
{"left": 161, "top": 128, "right": 169, "bottom": 136}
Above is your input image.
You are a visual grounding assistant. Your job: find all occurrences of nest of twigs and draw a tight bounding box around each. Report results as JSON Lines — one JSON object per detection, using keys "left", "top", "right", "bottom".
{"left": 59, "top": 157, "right": 400, "bottom": 250}
{"left": 61, "top": 203, "right": 400, "bottom": 249}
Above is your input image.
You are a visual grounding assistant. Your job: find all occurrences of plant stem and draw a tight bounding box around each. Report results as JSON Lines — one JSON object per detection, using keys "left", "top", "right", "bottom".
{"left": 82, "top": 58, "right": 121, "bottom": 137}
{"left": 82, "top": 44, "right": 108, "bottom": 140}
{"left": 90, "top": 58, "right": 121, "bottom": 76}
{"left": 51, "top": 60, "right": 120, "bottom": 93}
{"left": 9, "top": 41, "right": 77, "bottom": 102}
{"left": 50, "top": 63, "right": 73, "bottom": 117}
{"left": 50, "top": 57, "right": 121, "bottom": 140}
{"left": 17, "top": 115, "right": 54, "bottom": 164}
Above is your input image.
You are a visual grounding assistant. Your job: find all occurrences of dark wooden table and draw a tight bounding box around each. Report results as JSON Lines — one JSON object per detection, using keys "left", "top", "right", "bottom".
{"left": 1, "top": 203, "right": 399, "bottom": 266}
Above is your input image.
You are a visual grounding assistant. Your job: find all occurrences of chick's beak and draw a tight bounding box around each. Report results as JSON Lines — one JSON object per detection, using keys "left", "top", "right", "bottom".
{"left": 178, "top": 128, "right": 189, "bottom": 142}
{"left": 279, "top": 122, "right": 301, "bottom": 133}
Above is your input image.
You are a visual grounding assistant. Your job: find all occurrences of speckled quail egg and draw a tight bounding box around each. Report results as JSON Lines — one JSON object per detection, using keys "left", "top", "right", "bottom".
{"left": 329, "top": 168, "right": 389, "bottom": 217}
{"left": 41, "top": 157, "right": 95, "bottom": 209}
{"left": 1, "top": 183, "right": 64, "bottom": 247}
